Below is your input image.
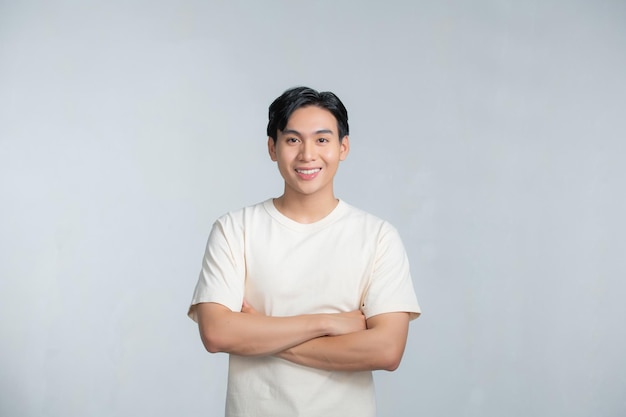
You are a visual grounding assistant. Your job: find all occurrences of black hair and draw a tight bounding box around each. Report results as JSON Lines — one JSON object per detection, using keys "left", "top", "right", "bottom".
{"left": 266, "top": 86, "right": 349, "bottom": 142}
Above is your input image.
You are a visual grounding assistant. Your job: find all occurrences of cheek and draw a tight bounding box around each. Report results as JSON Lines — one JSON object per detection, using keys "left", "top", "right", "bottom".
{"left": 276, "top": 153, "right": 294, "bottom": 170}
{"left": 324, "top": 150, "right": 341, "bottom": 163}
{"left": 276, "top": 151, "right": 294, "bottom": 165}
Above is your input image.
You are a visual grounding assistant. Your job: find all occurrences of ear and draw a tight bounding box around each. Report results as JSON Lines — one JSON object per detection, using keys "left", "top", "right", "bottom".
{"left": 267, "top": 137, "right": 278, "bottom": 161}
{"left": 339, "top": 136, "right": 350, "bottom": 161}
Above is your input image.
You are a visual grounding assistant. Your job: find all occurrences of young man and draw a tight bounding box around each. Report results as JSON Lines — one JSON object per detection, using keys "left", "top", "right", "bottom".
{"left": 188, "top": 86, "right": 421, "bottom": 417}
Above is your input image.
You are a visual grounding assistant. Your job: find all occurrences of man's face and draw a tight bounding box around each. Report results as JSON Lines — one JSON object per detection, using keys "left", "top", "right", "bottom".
{"left": 268, "top": 105, "right": 349, "bottom": 199}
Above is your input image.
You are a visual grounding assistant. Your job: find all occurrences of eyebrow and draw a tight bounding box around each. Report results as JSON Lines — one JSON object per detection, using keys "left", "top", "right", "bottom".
{"left": 281, "top": 128, "right": 335, "bottom": 136}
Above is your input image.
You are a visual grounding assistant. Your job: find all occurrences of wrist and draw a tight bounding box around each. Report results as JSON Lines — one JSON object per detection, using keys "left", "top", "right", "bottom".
{"left": 308, "top": 313, "right": 332, "bottom": 337}
{"left": 276, "top": 346, "right": 293, "bottom": 360}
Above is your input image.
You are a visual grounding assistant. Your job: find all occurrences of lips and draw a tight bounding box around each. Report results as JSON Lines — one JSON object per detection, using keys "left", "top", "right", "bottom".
{"left": 295, "top": 168, "right": 321, "bottom": 180}
{"left": 296, "top": 168, "right": 321, "bottom": 175}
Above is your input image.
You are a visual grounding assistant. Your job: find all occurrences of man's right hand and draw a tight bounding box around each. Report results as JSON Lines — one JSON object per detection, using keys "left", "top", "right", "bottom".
{"left": 326, "top": 310, "right": 367, "bottom": 336}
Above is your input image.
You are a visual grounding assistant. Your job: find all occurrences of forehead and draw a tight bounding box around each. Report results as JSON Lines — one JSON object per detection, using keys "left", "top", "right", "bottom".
{"left": 283, "top": 106, "right": 338, "bottom": 134}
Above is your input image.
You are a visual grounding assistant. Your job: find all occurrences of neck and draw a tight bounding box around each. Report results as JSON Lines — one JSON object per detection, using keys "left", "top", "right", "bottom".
{"left": 273, "top": 190, "right": 339, "bottom": 224}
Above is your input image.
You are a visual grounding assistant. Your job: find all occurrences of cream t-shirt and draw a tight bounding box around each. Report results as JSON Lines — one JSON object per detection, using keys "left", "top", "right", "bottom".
{"left": 189, "top": 199, "right": 420, "bottom": 417}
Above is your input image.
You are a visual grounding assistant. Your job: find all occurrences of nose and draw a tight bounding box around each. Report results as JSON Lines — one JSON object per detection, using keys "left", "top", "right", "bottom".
{"left": 298, "top": 140, "right": 315, "bottom": 161}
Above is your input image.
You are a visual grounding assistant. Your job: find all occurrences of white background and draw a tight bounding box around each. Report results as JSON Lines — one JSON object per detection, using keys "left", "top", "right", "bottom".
{"left": 1, "top": 1, "right": 625, "bottom": 416}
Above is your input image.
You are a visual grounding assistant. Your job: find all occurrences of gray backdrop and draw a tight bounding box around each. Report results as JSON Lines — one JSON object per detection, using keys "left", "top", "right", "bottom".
{"left": 1, "top": 1, "right": 625, "bottom": 416}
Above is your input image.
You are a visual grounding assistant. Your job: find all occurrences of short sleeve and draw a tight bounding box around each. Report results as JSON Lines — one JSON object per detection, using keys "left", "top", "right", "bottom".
{"left": 187, "top": 216, "right": 246, "bottom": 322}
{"left": 361, "top": 223, "right": 421, "bottom": 320}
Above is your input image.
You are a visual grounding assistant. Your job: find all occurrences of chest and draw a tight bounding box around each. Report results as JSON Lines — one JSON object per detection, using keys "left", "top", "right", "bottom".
{"left": 243, "top": 224, "right": 377, "bottom": 315}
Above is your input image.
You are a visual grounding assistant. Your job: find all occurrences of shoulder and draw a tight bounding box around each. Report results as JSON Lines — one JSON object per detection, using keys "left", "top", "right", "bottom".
{"left": 340, "top": 201, "right": 398, "bottom": 233}
{"left": 213, "top": 199, "right": 272, "bottom": 229}
{"left": 338, "top": 201, "right": 404, "bottom": 248}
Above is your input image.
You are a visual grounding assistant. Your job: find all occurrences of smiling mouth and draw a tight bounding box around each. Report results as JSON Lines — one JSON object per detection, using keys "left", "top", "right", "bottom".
{"left": 296, "top": 168, "right": 321, "bottom": 175}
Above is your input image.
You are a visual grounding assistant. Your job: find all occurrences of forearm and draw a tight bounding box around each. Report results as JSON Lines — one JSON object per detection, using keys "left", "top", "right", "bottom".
{"left": 276, "top": 312, "right": 410, "bottom": 372}
{"left": 277, "top": 331, "right": 397, "bottom": 371}
{"left": 196, "top": 302, "right": 365, "bottom": 357}
{"left": 197, "top": 303, "right": 328, "bottom": 356}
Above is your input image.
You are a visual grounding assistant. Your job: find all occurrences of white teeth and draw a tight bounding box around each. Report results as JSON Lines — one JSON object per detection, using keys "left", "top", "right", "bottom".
{"left": 296, "top": 168, "right": 321, "bottom": 175}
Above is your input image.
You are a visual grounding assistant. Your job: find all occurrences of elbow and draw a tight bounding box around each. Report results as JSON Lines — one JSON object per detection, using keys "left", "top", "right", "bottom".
{"left": 378, "top": 354, "right": 401, "bottom": 371}
{"left": 203, "top": 341, "right": 222, "bottom": 354}
{"left": 382, "top": 356, "right": 402, "bottom": 372}
{"left": 200, "top": 328, "right": 228, "bottom": 354}
{"left": 378, "top": 345, "right": 405, "bottom": 371}
{"left": 196, "top": 303, "right": 237, "bottom": 354}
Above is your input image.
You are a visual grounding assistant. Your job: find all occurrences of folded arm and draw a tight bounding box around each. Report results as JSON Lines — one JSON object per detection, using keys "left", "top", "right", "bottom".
{"left": 275, "top": 312, "right": 411, "bottom": 372}
{"left": 195, "top": 302, "right": 366, "bottom": 356}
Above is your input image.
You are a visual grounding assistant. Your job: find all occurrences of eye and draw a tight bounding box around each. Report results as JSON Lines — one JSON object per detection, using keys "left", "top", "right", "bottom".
{"left": 286, "top": 137, "right": 299, "bottom": 143}
{"left": 318, "top": 138, "right": 329, "bottom": 143}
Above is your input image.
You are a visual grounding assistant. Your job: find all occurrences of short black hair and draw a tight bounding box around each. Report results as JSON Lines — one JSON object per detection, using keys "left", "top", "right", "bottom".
{"left": 267, "top": 86, "right": 349, "bottom": 142}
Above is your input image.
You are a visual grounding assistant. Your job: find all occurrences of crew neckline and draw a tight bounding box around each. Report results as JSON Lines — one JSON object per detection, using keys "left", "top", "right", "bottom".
{"left": 263, "top": 198, "right": 348, "bottom": 232}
